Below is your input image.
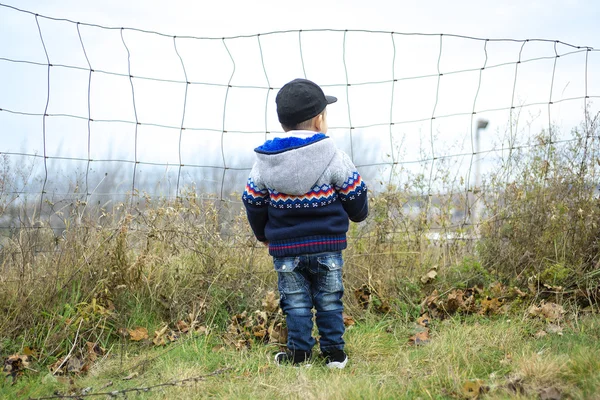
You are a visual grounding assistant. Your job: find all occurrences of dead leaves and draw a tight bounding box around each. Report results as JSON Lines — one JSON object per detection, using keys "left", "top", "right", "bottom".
{"left": 416, "top": 314, "right": 430, "bottom": 328}
{"left": 353, "top": 284, "right": 391, "bottom": 313}
{"left": 153, "top": 325, "right": 170, "bottom": 346}
{"left": 46, "top": 315, "right": 208, "bottom": 377}
{"left": 480, "top": 296, "right": 504, "bottom": 315}
{"left": 409, "top": 313, "right": 431, "bottom": 346}
{"left": 121, "top": 314, "right": 209, "bottom": 349}
{"left": 48, "top": 341, "right": 106, "bottom": 376}
{"left": 528, "top": 301, "right": 565, "bottom": 322}
{"left": 128, "top": 327, "right": 149, "bottom": 341}
{"left": 343, "top": 313, "right": 356, "bottom": 327}
{"left": 262, "top": 290, "right": 279, "bottom": 313}
{"left": 420, "top": 283, "right": 523, "bottom": 319}
{"left": 3, "top": 354, "right": 30, "bottom": 381}
{"left": 223, "top": 291, "right": 287, "bottom": 350}
{"left": 461, "top": 379, "right": 489, "bottom": 399}
{"left": 408, "top": 330, "right": 430, "bottom": 346}
{"left": 85, "top": 342, "right": 104, "bottom": 364}
{"left": 420, "top": 265, "right": 438, "bottom": 284}
{"left": 354, "top": 284, "right": 371, "bottom": 309}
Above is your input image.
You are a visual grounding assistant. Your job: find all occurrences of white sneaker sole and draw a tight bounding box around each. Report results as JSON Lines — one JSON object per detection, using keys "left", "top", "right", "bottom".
{"left": 326, "top": 356, "right": 348, "bottom": 369}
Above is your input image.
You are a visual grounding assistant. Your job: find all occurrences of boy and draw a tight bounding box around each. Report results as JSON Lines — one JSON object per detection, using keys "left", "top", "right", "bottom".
{"left": 242, "top": 78, "right": 368, "bottom": 368}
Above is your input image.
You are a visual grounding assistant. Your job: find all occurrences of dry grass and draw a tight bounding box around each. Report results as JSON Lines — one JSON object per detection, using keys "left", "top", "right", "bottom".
{"left": 4, "top": 313, "right": 599, "bottom": 399}
{"left": 1, "top": 114, "right": 599, "bottom": 398}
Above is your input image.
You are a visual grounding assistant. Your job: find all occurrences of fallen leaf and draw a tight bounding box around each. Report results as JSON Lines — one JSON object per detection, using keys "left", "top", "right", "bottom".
{"left": 3, "top": 354, "right": 29, "bottom": 381}
{"left": 255, "top": 310, "right": 268, "bottom": 327}
{"left": 155, "top": 324, "right": 169, "bottom": 338}
{"left": 268, "top": 322, "right": 287, "bottom": 344}
{"left": 122, "top": 372, "right": 138, "bottom": 381}
{"left": 85, "top": 341, "right": 105, "bottom": 363}
{"left": 408, "top": 329, "right": 430, "bottom": 346}
{"left": 420, "top": 269, "right": 438, "bottom": 284}
{"left": 234, "top": 339, "right": 251, "bottom": 351}
{"left": 253, "top": 326, "right": 267, "bottom": 339}
{"left": 528, "top": 302, "right": 564, "bottom": 322}
{"left": 176, "top": 320, "right": 189, "bottom": 333}
{"left": 262, "top": 291, "right": 279, "bottom": 313}
{"left": 505, "top": 375, "right": 524, "bottom": 394}
{"left": 421, "top": 290, "right": 440, "bottom": 309}
{"left": 479, "top": 297, "right": 503, "bottom": 315}
{"left": 128, "top": 327, "right": 149, "bottom": 341}
{"left": 343, "top": 313, "right": 356, "bottom": 327}
{"left": 540, "top": 302, "right": 565, "bottom": 321}
{"left": 153, "top": 336, "right": 166, "bottom": 346}
{"left": 49, "top": 357, "right": 65, "bottom": 375}
{"left": 354, "top": 284, "right": 371, "bottom": 309}
{"left": 462, "top": 379, "right": 489, "bottom": 399}
{"left": 417, "top": 314, "right": 430, "bottom": 328}
{"left": 66, "top": 356, "right": 84, "bottom": 374}
{"left": 153, "top": 325, "right": 169, "bottom": 346}
{"left": 462, "top": 380, "right": 481, "bottom": 398}
{"left": 443, "top": 290, "right": 464, "bottom": 314}
{"left": 528, "top": 276, "right": 538, "bottom": 295}
{"left": 167, "top": 330, "right": 180, "bottom": 342}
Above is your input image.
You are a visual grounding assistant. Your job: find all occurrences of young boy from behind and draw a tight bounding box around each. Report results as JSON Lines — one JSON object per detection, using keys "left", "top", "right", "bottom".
{"left": 242, "top": 78, "right": 368, "bottom": 368}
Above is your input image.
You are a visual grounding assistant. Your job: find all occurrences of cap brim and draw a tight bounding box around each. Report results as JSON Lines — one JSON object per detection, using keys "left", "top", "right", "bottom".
{"left": 325, "top": 95, "right": 338, "bottom": 104}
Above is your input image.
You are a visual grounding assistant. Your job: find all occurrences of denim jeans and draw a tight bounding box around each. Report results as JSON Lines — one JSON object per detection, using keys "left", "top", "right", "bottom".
{"left": 273, "top": 251, "right": 345, "bottom": 353}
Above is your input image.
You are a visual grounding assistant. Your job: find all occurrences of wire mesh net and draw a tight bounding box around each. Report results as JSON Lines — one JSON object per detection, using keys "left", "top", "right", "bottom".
{"left": 0, "top": 3, "right": 599, "bottom": 238}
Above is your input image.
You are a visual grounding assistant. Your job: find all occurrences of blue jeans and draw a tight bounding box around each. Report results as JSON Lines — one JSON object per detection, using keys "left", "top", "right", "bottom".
{"left": 273, "top": 251, "right": 345, "bottom": 353}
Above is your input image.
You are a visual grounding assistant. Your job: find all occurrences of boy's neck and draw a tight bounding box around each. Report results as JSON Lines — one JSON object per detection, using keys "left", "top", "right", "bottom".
{"left": 284, "top": 129, "right": 321, "bottom": 138}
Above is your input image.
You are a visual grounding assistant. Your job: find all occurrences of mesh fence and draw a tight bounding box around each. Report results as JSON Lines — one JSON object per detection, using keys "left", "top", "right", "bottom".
{"left": 0, "top": 3, "right": 599, "bottom": 237}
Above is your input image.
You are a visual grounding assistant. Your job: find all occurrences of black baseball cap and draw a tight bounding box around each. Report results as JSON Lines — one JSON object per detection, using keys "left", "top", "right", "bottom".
{"left": 276, "top": 78, "right": 337, "bottom": 127}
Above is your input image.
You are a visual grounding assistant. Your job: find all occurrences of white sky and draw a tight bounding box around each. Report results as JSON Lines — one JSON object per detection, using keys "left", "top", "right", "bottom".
{"left": 6, "top": 0, "right": 599, "bottom": 47}
{"left": 0, "top": 0, "right": 599, "bottom": 199}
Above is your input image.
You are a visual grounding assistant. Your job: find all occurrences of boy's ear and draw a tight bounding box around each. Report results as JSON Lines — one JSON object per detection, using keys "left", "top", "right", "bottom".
{"left": 314, "top": 113, "right": 324, "bottom": 131}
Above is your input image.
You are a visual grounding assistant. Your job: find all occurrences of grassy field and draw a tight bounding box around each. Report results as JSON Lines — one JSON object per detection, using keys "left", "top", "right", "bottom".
{"left": 1, "top": 118, "right": 599, "bottom": 399}
{"left": 3, "top": 312, "right": 599, "bottom": 399}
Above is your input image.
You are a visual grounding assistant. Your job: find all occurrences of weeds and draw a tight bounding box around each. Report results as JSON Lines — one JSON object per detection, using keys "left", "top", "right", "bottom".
{"left": 0, "top": 111, "right": 599, "bottom": 398}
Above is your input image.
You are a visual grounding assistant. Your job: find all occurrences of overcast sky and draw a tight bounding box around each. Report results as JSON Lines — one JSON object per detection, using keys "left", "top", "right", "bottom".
{"left": 0, "top": 0, "right": 598, "bottom": 198}
{"left": 5, "top": 0, "right": 599, "bottom": 47}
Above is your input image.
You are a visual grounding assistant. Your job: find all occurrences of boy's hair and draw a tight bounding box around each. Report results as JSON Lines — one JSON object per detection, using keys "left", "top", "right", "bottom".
{"left": 281, "top": 110, "right": 325, "bottom": 132}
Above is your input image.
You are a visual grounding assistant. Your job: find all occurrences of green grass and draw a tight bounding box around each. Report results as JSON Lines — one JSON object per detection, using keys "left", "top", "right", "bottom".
{"left": 3, "top": 313, "right": 600, "bottom": 399}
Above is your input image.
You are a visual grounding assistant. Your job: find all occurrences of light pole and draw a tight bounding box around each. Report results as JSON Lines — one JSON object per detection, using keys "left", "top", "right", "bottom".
{"left": 473, "top": 119, "right": 489, "bottom": 227}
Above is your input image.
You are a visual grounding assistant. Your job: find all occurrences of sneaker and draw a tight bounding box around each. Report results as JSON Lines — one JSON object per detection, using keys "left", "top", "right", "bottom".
{"left": 274, "top": 350, "right": 312, "bottom": 367}
{"left": 323, "top": 349, "right": 348, "bottom": 369}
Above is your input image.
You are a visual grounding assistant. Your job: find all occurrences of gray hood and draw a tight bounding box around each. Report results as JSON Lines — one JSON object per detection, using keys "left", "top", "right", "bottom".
{"left": 255, "top": 137, "right": 337, "bottom": 195}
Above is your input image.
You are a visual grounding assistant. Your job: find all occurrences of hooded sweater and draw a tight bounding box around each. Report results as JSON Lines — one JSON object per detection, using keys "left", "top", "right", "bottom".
{"left": 242, "top": 132, "right": 368, "bottom": 257}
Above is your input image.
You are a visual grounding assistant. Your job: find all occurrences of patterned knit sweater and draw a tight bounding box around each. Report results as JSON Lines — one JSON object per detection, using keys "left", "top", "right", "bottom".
{"left": 242, "top": 132, "right": 368, "bottom": 257}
